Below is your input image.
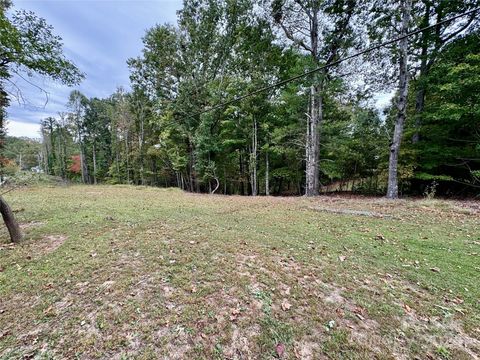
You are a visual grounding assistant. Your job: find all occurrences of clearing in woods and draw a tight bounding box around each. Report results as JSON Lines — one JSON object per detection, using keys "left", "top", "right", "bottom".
{"left": 0, "top": 185, "right": 479, "bottom": 359}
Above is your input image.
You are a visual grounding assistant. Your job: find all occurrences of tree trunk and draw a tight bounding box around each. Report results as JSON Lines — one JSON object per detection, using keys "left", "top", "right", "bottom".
{"left": 176, "top": 171, "right": 180, "bottom": 189}
{"left": 92, "top": 142, "right": 97, "bottom": 185}
{"left": 187, "top": 139, "right": 196, "bottom": 192}
{"left": 76, "top": 123, "right": 89, "bottom": 184}
{"left": 116, "top": 150, "right": 120, "bottom": 183}
{"left": 304, "top": 6, "right": 321, "bottom": 197}
{"left": 211, "top": 177, "right": 220, "bottom": 194}
{"left": 239, "top": 152, "right": 245, "bottom": 195}
{"left": 224, "top": 167, "right": 227, "bottom": 194}
{"left": 59, "top": 128, "right": 65, "bottom": 179}
{"left": 0, "top": 196, "right": 22, "bottom": 243}
{"left": 387, "top": 0, "right": 411, "bottom": 199}
{"left": 48, "top": 122, "right": 56, "bottom": 175}
{"left": 305, "top": 84, "right": 321, "bottom": 196}
{"left": 251, "top": 118, "right": 258, "bottom": 196}
{"left": 139, "top": 113, "right": 145, "bottom": 185}
{"left": 265, "top": 151, "right": 270, "bottom": 196}
{"left": 125, "top": 135, "right": 129, "bottom": 184}
{"left": 80, "top": 145, "right": 89, "bottom": 183}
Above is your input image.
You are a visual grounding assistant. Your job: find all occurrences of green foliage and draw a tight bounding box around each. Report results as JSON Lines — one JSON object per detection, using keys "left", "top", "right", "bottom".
{"left": 17, "top": 1, "right": 479, "bottom": 197}
{"left": 4, "top": 10, "right": 83, "bottom": 84}
{"left": 3, "top": 136, "right": 41, "bottom": 170}
{"left": 415, "top": 173, "right": 453, "bottom": 181}
{"left": 405, "top": 32, "right": 480, "bottom": 191}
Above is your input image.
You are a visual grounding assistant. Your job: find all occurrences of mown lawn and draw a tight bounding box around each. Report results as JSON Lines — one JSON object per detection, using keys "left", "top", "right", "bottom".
{"left": 0, "top": 185, "right": 479, "bottom": 359}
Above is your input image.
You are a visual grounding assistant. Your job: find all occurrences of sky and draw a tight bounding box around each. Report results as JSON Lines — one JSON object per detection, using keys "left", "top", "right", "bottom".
{"left": 6, "top": 0, "right": 182, "bottom": 138}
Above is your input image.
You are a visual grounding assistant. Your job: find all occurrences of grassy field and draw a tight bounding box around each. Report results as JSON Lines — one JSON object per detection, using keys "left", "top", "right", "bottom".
{"left": 0, "top": 185, "right": 479, "bottom": 359}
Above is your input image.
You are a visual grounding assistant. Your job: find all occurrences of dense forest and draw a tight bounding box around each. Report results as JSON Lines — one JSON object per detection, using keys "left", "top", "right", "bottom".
{"left": 3, "top": 0, "right": 480, "bottom": 197}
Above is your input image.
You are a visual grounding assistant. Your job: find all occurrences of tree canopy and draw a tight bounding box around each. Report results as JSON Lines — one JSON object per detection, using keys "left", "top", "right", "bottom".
{"left": 6, "top": 0, "right": 480, "bottom": 198}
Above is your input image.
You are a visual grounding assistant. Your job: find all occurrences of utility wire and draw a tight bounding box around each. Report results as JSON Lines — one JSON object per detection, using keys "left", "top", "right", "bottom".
{"left": 194, "top": 7, "right": 480, "bottom": 117}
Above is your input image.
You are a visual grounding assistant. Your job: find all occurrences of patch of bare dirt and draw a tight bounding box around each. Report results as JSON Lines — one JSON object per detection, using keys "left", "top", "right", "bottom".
{"left": 399, "top": 309, "right": 480, "bottom": 359}
{"left": 223, "top": 324, "right": 261, "bottom": 359}
{"left": 309, "top": 206, "right": 396, "bottom": 218}
{"left": 35, "top": 234, "right": 68, "bottom": 255}
{"left": 293, "top": 340, "right": 323, "bottom": 360}
{"left": 20, "top": 221, "right": 46, "bottom": 230}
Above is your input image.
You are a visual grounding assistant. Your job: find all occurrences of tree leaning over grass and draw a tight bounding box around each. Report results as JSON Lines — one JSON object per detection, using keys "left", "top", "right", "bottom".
{"left": 0, "top": 195, "right": 21, "bottom": 242}
{"left": 0, "top": 0, "right": 83, "bottom": 242}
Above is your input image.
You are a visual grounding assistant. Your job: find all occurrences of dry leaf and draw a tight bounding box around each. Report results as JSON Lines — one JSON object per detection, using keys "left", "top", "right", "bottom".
{"left": 43, "top": 306, "right": 54, "bottom": 316}
{"left": 281, "top": 299, "right": 292, "bottom": 311}
{"left": 230, "top": 307, "right": 241, "bottom": 321}
{"left": 275, "top": 343, "right": 285, "bottom": 358}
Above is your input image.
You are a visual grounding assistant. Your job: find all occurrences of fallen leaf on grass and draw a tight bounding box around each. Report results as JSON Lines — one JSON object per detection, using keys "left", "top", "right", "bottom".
{"left": 403, "top": 303, "right": 412, "bottom": 314}
{"left": 43, "top": 306, "right": 55, "bottom": 317}
{"left": 339, "top": 256, "right": 346, "bottom": 262}
{"left": 355, "top": 313, "right": 365, "bottom": 321}
{"left": 230, "top": 307, "right": 241, "bottom": 321}
{"left": 281, "top": 299, "right": 292, "bottom": 311}
{"left": 353, "top": 306, "right": 366, "bottom": 320}
{"left": 275, "top": 343, "right": 285, "bottom": 358}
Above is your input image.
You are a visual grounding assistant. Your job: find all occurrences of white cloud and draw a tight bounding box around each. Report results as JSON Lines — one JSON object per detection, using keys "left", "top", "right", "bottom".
{"left": 6, "top": 120, "right": 41, "bottom": 139}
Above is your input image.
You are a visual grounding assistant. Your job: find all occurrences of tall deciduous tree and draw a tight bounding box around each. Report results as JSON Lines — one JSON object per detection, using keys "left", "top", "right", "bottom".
{"left": 269, "top": 0, "right": 361, "bottom": 196}
{"left": 387, "top": 0, "right": 412, "bottom": 199}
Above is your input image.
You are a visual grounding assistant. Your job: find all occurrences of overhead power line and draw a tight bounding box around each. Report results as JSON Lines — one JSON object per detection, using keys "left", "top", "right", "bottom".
{"left": 194, "top": 7, "right": 480, "bottom": 117}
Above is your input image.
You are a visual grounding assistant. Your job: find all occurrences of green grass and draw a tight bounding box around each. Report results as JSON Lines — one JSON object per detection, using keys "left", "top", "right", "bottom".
{"left": 0, "top": 185, "right": 479, "bottom": 359}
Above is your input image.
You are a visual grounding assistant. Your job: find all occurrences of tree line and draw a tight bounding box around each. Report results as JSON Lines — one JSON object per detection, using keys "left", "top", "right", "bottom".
{"left": 17, "top": 0, "right": 480, "bottom": 198}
